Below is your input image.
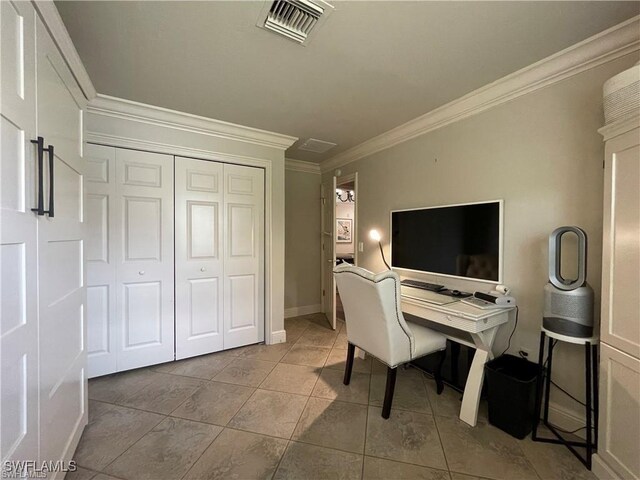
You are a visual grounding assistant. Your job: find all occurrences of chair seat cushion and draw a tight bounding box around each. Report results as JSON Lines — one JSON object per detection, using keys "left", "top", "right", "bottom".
{"left": 406, "top": 321, "right": 447, "bottom": 359}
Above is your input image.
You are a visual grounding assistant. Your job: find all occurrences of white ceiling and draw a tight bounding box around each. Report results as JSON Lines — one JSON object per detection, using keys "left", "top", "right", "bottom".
{"left": 56, "top": 1, "right": 639, "bottom": 162}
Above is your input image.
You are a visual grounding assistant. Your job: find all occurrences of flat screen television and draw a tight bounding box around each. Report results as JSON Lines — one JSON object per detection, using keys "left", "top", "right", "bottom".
{"left": 391, "top": 200, "right": 503, "bottom": 283}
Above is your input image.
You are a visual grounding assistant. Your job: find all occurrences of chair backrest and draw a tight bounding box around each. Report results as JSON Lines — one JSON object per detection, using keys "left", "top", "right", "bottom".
{"left": 333, "top": 264, "right": 414, "bottom": 367}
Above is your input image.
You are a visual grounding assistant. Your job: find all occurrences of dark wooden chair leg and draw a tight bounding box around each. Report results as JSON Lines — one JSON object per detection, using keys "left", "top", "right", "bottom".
{"left": 382, "top": 367, "right": 397, "bottom": 419}
{"left": 435, "top": 349, "right": 447, "bottom": 395}
{"left": 343, "top": 342, "right": 356, "bottom": 385}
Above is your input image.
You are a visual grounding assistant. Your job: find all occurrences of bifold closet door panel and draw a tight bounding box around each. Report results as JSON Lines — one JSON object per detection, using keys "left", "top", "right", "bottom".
{"left": 85, "top": 144, "right": 118, "bottom": 377}
{"left": 175, "top": 157, "right": 225, "bottom": 359}
{"left": 223, "top": 164, "right": 265, "bottom": 349}
{"left": 115, "top": 149, "right": 175, "bottom": 371}
{"left": 1, "top": 0, "right": 39, "bottom": 461}
{"left": 35, "top": 16, "right": 88, "bottom": 465}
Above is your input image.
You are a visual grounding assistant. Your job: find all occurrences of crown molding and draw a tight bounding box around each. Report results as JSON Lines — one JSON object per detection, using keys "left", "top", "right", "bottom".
{"left": 321, "top": 15, "right": 640, "bottom": 173}
{"left": 285, "top": 158, "right": 321, "bottom": 174}
{"left": 33, "top": 1, "right": 97, "bottom": 100}
{"left": 87, "top": 94, "right": 298, "bottom": 151}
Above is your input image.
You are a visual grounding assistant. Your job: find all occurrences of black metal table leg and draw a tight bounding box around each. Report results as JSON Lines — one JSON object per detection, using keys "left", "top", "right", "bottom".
{"left": 532, "top": 331, "right": 546, "bottom": 440}
{"left": 585, "top": 342, "right": 592, "bottom": 469}
{"left": 592, "top": 343, "right": 599, "bottom": 450}
{"left": 543, "top": 337, "right": 554, "bottom": 423}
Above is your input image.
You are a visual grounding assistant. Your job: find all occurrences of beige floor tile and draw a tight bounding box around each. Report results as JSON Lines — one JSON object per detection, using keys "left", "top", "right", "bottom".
{"left": 304, "top": 313, "right": 332, "bottom": 328}
{"left": 93, "top": 475, "right": 124, "bottom": 480}
{"left": 292, "top": 397, "right": 367, "bottom": 454}
{"left": 436, "top": 415, "right": 539, "bottom": 480}
{"left": 104, "top": 417, "right": 222, "bottom": 480}
{"left": 65, "top": 467, "right": 97, "bottom": 480}
{"left": 325, "top": 347, "right": 373, "bottom": 374}
{"left": 88, "top": 368, "right": 160, "bottom": 404}
{"left": 520, "top": 433, "right": 596, "bottom": 480}
{"left": 371, "top": 358, "right": 387, "bottom": 374}
{"left": 449, "top": 474, "right": 490, "bottom": 480}
{"left": 333, "top": 332, "right": 349, "bottom": 350}
{"left": 365, "top": 406, "right": 447, "bottom": 470}
{"left": 74, "top": 401, "right": 163, "bottom": 471}
{"left": 363, "top": 457, "right": 450, "bottom": 480}
{"left": 228, "top": 389, "right": 308, "bottom": 438}
{"left": 370, "top": 368, "right": 430, "bottom": 414}
{"left": 120, "top": 373, "right": 204, "bottom": 414}
{"left": 153, "top": 351, "right": 236, "bottom": 379}
{"left": 236, "top": 342, "right": 292, "bottom": 362}
{"left": 212, "top": 358, "right": 277, "bottom": 387}
{"left": 424, "top": 378, "right": 488, "bottom": 423}
{"left": 295, "top": 325, "right": 339, "bottom": 348}
{"left": 285, "top": 316, "right": 312, "bottom": 329}
{"left": 281, "top": 344, "right": 331, "bottom": 367}
{"left": 260, "top": 363, "right": 321, "bottom": 395}
{"left": 184, "top": 428, "right": 287, "bottom": 480}
{"left": 274, "top": 441, "right": 363, "bottom": 480}
{"left": 312, "top": 369, "right": 370, "bottom": 404}
{"left": 171, "top": 381, "right": 254, "bottom": 425}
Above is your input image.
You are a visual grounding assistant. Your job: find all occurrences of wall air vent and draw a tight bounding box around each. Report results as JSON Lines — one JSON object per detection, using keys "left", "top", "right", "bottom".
{"left": 257, "top": 0, "right": 334, "bottom": 45}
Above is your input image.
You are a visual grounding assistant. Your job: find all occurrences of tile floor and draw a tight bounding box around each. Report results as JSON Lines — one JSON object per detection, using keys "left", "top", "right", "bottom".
{"left": 70, "top": 314, "right": 596, "bottom": 480}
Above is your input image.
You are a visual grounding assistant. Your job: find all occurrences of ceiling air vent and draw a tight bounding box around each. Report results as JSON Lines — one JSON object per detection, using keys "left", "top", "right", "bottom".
{"left": 298, "top": 138, "right": 337, "bottom": 153}
{"left": 257, "top": 0, "right": 333, "bottom": 45}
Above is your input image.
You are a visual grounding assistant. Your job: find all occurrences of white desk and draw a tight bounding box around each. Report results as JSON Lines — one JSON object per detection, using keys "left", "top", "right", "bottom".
{"left": 401, "top": 292, "right": 514, "bottom": 427}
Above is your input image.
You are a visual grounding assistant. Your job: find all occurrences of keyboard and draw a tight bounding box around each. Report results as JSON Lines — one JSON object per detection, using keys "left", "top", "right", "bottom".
{"left": 401, "top": 279, "right": 445, "bottom": 292}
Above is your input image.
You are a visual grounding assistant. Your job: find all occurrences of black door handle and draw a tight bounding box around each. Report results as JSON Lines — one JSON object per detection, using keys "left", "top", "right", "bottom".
{"left": 30, "top": 137, "right": 45, "bottom": 215}
{"left": 45, "top": 144, "right": 54, "bottom": 218}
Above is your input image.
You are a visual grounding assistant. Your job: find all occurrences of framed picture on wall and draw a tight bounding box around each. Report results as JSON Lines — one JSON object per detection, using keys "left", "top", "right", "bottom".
{"left": 336, "top": 218, "right": 352, "bottom": 243}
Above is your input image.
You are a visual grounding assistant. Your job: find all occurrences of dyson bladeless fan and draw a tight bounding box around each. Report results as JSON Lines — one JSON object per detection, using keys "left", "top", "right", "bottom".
{"left": 543, "top": 226, "right": 594, "bottom": 338}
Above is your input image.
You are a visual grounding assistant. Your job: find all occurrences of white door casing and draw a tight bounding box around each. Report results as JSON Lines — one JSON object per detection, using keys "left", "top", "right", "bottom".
{"left": 223, "top": 163, "right": 265, "bottom": 349}
{"left": 321, "top": 177, "right": 337, "bottom": 329}
{"left": 35, "top": 15, "right": 87, "bottom": 467}
{"left": 1, "top": 0, "right": 39, "bottom": 463}
{"left": 175, "top": 157, "right": 224, "bottom": 359}
{"left": 85, "top": 144, "right": 117, "bottom": 377}
{"left": 114, "top": 148, "right": 174, "bottom": 371}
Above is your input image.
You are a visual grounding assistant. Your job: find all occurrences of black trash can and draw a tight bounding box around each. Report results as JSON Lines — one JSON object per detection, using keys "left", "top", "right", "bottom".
{"left": 484, "top": 355, "right": 539, "bottom": 439}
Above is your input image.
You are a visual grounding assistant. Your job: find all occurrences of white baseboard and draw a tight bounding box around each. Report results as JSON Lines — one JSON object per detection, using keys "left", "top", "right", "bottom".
{"left": 284, "top": 304, "right": 322, "bottom": 319}
{"left": 592, "top": 454, "right": 620, "bottom": 480}
{"left": 547, "top": 402, "right": 587, "bottom": 440}
{"left": 270, "top": 330, "right": 287, "bottom": 345}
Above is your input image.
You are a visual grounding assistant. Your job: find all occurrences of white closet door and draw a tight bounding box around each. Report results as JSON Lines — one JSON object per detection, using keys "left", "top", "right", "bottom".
{"left": 35, "top": 16, "right": 87, "bottom": 466}
{"left": 85, "top": 144, "right": 117, "bottom": 377}
{"left": 223, "top": 164, "right": 265, "bottom": 349}
{"left": 115, "top": 149, "right": 174, "bottom": 371}
{"left": 175, "top": 157, "right": 224, "bottom": 359}
{"left": 1, "top": 0, "right": 39, "bottom": 462}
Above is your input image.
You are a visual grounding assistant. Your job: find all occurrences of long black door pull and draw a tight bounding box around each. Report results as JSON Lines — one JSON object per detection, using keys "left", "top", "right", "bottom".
{"left": 45, "top": 144, "right": 54, "bottom": 218}
{"left": 31, "top": 137, "right": 45, "bottom": 215}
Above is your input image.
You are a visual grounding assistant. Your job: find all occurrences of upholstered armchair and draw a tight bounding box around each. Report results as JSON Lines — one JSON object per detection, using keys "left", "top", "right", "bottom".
{"left": 334, "top": 264, "right": 448, "bottom": 419}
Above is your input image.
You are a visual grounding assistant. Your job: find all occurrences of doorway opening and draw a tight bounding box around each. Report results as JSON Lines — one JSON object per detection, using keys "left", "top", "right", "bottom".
{"left": 321, "top": 173, "right": 358, "bottom": 330}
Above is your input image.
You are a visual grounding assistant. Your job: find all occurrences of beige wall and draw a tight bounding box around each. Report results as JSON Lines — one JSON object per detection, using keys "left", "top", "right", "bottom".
{"left": 285, "top": 169, "right": 321, "bottom": 311}
{"left": 322, "top": 53, "right": 639, "bottom": 421}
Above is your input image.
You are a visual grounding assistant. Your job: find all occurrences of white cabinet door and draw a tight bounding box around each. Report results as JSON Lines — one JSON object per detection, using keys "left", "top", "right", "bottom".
{"left": 115, "top": 149, "right": 174, "bottom": 371}
{"left": 601, "top": 129, "right": 640, "bottom": 358}
{"left": 1, "top": 0, "right": 39, "bottom": 463}
{"left": 175, "top": 157, "right": 224, "bottom": 359}
{"left": 598, "top": 343, "right": 640, "bottom": 479}
{"left": 223, "top": 164, "right": 264, "bottom": 349}
{"left": 321, "top": 177, "right": 337, "bottom": 328}
{"left": 35, "top": 16, "right": 87, "bottom": 467}
{"left": 85, "top": 144, "right": 117, "bottom": 377}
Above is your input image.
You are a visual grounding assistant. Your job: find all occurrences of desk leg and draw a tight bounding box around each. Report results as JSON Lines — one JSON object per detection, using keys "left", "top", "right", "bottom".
{"left": 460, "top": 329, "right": 497, "bottom": 426}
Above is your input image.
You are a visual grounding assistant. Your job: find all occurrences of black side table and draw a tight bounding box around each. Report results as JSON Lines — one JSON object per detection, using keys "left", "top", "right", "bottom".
{"left": 532, "top": 328, "right": 599, "bottom": 469}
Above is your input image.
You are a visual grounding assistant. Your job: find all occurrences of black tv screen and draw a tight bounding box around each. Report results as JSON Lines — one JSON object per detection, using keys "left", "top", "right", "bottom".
{"left": 391, "top": 201, "right": 501, "bottom": 282}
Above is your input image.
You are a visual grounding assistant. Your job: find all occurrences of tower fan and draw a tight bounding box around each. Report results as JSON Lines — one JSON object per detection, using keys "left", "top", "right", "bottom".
{"left": 543, "top": 226, "right": 594, "bottom": 338}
